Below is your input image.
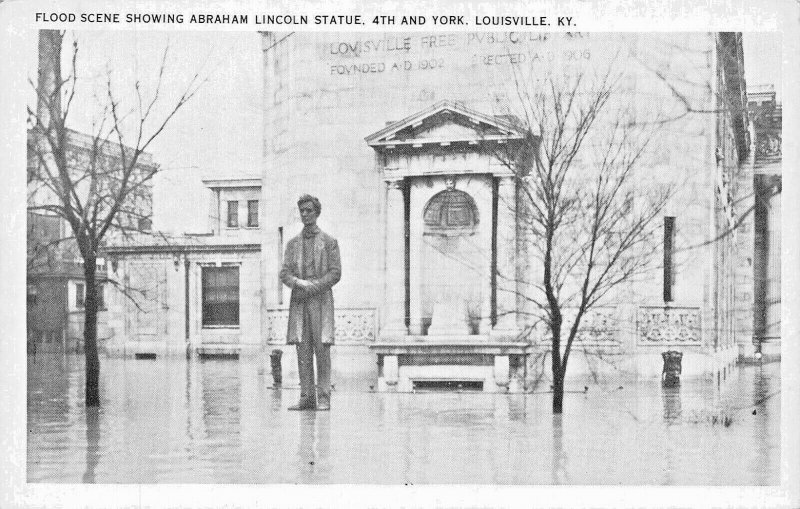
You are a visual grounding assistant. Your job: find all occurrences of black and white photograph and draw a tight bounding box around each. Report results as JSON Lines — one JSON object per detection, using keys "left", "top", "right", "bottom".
{"left": 1, "top": 0, "right": 798, "bottom": 507}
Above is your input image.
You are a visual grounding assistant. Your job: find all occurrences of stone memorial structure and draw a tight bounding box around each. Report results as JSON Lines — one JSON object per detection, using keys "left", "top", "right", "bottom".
{"left": 102, "top": 32, "right": 779, "bottom": 394}
{"left": 259, "top": 32, "right": 758, "bottom": 392}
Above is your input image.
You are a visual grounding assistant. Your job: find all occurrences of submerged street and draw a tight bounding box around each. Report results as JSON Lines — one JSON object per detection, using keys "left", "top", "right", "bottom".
{"left": 27, "top": 354, "right": 780, "bottom": 485}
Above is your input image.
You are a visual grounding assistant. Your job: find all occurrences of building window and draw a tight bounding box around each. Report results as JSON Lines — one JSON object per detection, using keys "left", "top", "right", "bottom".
{"left": 663, "top": 216, "right": 676, "bottom": 302}
{"left": 202, "top": 266, "right": 240, "bottom": 327}
{"left": 247, "top": 200, "right": 259, "bottom": 227}
{"left": 76, "top": 282, "right": 85, "bottom": 308}
{"left": 227, "top": 201, "right": 239, "bottom": 228}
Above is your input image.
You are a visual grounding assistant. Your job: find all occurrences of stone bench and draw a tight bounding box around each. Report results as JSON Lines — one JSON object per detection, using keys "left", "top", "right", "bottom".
{"left": 370, "top": 336, "right": 534, "bottom": 393}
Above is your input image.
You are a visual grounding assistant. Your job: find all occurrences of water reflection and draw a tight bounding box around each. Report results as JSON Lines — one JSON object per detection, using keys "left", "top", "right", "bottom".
{"left": 297, "top": 411, "right": 331, "bottom": 483}
{"left": 751, "top": 364, "right": 775, "bottom": 485}
{"left": 27, "top": 354, "right": 781, "bottom": 484}
{"left": 551, "top": 414, "right": 568, "bottom": 484}
{"left": 661, "top": 385, "right": 682, "bottom": 424}
{"left": 82, "top": 407, "right": 100, "bottom": 483}
{"left": 200, "top": 361, "right": 241, "bottom": 441}
{"left": 270, "top": 387, "right": 283, "bottom": 412}
{"left": 508, "top": 395, "right": 527, "bottom": 422}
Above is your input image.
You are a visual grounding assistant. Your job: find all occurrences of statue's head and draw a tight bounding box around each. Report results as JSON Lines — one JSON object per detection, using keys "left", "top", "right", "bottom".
{"left": 297, "top": 194, "right": 321, "bottom": 226}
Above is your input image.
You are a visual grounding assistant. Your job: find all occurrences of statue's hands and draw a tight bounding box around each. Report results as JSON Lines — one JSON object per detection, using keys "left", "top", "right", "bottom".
{"left": 306, "top": 280, "right": 323, "bottom": 294}
{"left": 295, "top": 279, "right": 314, "bottom": 292}
{"left": 295, "top": 279, "right": 322, "bottom": 296}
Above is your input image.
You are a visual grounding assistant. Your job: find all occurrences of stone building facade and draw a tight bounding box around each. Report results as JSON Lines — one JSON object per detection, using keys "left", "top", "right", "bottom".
{"left": 748, "top": 86, "right": 782, "bottom": 360}
{"left": 259, "top": 32, "right": 758, "bottom": 391}
{"left": 104, "top": 177, "right": 263, "bottom": 358}
{"left": 100, "top": 32, "right": 776, "bottom": 393}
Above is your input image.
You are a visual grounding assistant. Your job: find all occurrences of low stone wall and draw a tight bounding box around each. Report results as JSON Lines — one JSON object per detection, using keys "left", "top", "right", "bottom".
{"left": 266, "top": 307, "right": 378, "bottom": 344}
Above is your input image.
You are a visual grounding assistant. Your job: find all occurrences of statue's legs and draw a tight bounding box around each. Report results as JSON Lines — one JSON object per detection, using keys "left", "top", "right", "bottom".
{"left": 315, "top": 342, "right": 331, "bottom": 410}
{"left": 290, "top": 306, "right": 317, "bottom": 410}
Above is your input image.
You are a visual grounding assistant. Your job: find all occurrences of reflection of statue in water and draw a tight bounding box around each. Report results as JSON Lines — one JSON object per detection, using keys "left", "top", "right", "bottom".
{"left": 297, "top": 411, "right": 331, "bottom": 483}
{"left": 82, "top": 407, "right": 100, "bottom": 483}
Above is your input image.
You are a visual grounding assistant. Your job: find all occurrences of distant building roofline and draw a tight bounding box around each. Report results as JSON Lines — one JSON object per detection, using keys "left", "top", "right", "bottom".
{"left": 201, "top": 176, "right": 263, "bottom": 189}
{"left": 27, "top": 127, "right": 157, "bottom": 168}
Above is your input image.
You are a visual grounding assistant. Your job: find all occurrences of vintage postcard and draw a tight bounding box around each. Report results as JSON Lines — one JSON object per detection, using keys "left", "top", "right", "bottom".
{"left": 1, "top": 0, "right": 798, "bottom": 507}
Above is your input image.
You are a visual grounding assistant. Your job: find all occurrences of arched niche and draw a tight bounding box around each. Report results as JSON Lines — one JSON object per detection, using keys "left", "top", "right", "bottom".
{"left": 421, "top": 186, "right": 484, "bottom": 335}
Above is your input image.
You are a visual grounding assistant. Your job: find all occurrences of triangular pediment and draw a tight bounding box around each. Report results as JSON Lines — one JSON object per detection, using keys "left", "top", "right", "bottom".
{"left": 365, "top": 100, "right": 528, "bottom": 149}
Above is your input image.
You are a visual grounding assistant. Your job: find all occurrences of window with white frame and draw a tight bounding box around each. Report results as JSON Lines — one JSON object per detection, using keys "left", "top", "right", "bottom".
{"left": 202, "top": 266, "right": 240, "bottom": 327}
{"left": 227, "top": 201, "right": 239, "bottom": 228}
{"left": 247, "top": 200, "right": 259, "bottom": 228}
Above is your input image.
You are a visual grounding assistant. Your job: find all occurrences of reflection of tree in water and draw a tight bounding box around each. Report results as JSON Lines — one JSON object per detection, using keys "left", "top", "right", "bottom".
{"left": 551, "top": 414, "right": 569, "bottom": 484}
{"left": 82, "top": 406, "right": 100, "bottom": 483}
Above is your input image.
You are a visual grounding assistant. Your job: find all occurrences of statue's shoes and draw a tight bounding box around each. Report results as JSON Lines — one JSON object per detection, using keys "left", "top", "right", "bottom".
{"left": 288, "top": 401, "right": 316, "bottom": 411}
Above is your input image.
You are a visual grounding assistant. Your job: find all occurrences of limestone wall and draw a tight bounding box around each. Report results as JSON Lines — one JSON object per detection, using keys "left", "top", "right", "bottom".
{"left": 261, "top": 32, "right": 731, "bottom": 348}
{"left": 106, "top": 249, "right": 263, "bottom": 356}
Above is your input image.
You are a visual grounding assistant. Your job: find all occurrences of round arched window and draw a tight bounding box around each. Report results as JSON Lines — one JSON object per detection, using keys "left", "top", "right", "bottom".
{"left": 423, "top": 189, "right": 479, "bottom": 235}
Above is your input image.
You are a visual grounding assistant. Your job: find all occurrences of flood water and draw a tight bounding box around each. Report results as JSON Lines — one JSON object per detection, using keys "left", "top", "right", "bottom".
{"left": 27, "top": 354, "right": 780, "bottom": 484}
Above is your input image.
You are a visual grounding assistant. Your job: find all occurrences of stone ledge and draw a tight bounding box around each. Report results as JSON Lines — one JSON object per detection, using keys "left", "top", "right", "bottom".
{"left": 370, "top": 336, "right": 534, "bottom": 355}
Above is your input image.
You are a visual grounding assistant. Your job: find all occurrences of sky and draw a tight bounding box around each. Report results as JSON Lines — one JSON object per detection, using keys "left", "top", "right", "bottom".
{"left": 27, "top": 31, "right": 781, "bottom": 233}
{"left": 28, "top": 31, "right": 263, "bottom": 233}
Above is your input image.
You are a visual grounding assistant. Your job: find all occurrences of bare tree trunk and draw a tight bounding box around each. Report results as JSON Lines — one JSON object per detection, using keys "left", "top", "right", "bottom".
{"left": 552, "top": 373, "right": 565, "bottom": 414}
{"left": 552, "top": 333, "right": 565, "bottom": 413}
{"left": 83, "top": 256, "right": 101, "bottom": 407}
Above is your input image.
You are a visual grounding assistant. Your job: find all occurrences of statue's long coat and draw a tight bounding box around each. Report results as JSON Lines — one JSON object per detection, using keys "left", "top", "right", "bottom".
{"left": 279, "top": 229, "right": 341, "bottom": 344}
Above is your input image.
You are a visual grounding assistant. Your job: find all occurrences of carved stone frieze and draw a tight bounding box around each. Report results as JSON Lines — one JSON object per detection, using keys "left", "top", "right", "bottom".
{"left": 533, "top": 307, "right": 619, "bottom": 346}
{"left": 266, "top": 307, "right": 377, "bottom": 344}
{"left": 637, "top": 306, "right": 701, "bottom": 345}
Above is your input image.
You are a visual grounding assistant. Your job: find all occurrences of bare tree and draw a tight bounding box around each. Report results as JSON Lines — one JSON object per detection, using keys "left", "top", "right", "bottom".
{"left": 27, "top": 30, "right": 202, "bottom": 407}
{"left": 494, "top": 69, "right": 674, "bottom": 414}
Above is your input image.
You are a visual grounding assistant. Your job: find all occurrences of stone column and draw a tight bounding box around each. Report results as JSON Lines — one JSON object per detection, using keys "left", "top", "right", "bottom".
{"left": 382, "top": 179, "right": 407, "bottom": 339}
{"left": 408, "top": 183, "right": 424, "bottom": 335}
{"left": 493, "top": 176, "right": 519, "bottom": 335}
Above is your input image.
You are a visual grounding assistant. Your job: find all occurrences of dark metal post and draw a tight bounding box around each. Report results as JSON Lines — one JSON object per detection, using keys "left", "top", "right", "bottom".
{"left": 661, "top": 350, "right": 683, "bottom": 386}
{"left": 270, "top": 349, "right": 283, "bottom": 387}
